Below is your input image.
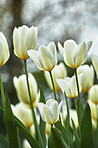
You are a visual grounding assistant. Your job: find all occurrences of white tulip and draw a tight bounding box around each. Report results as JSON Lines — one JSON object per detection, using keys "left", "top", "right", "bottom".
{"left": 27, "top": 42, "right": 57, "bottom": 71}
{"left": 13, "top": 25, "right": 38, "bottom": 60}
{"left": 58, "top": 40, "right": 92, "bottom": 69}
{"left": 88, "top": 85, "right": 98, "bottom": 105}
{"left": 23, "top": 139, "right": 31, "bottom": 148}
{"left": 37, "top": 99, "right": 62, "bottom": 125}
{"left": 56, "top": 74, "right": 83, "bottom": 98}
{"left": 11, "top": 102, "right": 33, "bottom": 128}
{"left": 77, "top": 65, "right": 94, "bottom": 93}
{"left": 0, "top": 32, "right": 10, "bottom": 68}
{"left": 88, "top": 101, "right": 98, "bottom": 121}
{"left": 92, "top": 54, "right": 98, "bottom": 77}
{"left": 13, "top": 73, "right": 39, "bottom": 108}
{"left": 44, "top": 63, "right": 67, "bottom": 92}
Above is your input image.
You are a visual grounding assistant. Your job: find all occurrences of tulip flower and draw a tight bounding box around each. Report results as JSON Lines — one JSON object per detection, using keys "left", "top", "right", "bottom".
{"left": 11, "top": 102, "right": 33, "bottom": 128}
{"left": 44, "top": 63, "right": 67, "bottom": 92}
{"left": 37, "top": 99, "right": 62, "bottom": 125}
{"left": 77, "top": 65, "right": 94, "bottom": 93}
{"left": 56, "top": 74, "right": 83, "bottom": 98}
{"left": 13, "top": 25, "right": 38, "bottom": 60}
{"left": 58, "top": 40, "right": 92, "bottom": 69}
{"left": 88, "top": 85, "right": 98, "bottom": 105}
{"left": 13, "top": 73, "right": 39, "bottom": 108}
{"left": 92, "top": 54, "right": 98, "bottom": 76}
{"left": 0, "top": 32, "right": 10, "bottom": 68}
{"left": 27, "top": 42, "right": 57, "bottom": 71}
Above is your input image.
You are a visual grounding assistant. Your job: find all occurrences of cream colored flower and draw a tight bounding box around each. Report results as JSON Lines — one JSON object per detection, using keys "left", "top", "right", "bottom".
{"left": 0, "top": 32, "right": 10, "bottom": 68}
{"left": 88, "top": 85, "right": 98, "bottom": 105}
{"left": 13, "top": 25, "right": 38, "bottom": 60}
{"left": 56, "top": 74, "right": 83, "bottom": 98}
{"left": 11, "top": 102, "right": 33, "bottom": 128}
{"left": 44, "top": 63, "right": 67, "bottom": 92}
{"left": 37, "top": 99, "right": 62, "bottom": 125}
{"left": 77, "top": 65, "right": 94, "bottom": 93}
{"left": 27, "top": 42, "right": 57, "bottom": 71}
{"left": 58, "top": 40, "right": 92, "bottom": 69}
{"left": 92, "top": 54, "right": 98, "bottom": 76}
{"left": 13, "top": 73, "right": 39, "bottom": 108}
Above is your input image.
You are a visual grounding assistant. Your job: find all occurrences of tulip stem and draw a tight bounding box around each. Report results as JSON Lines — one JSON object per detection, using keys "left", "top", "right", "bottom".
{"left": 0, "top": 72, "right": 5, "bottom": 106}
{"left": 24, "top": 60, "right": 44, "bottom": 148}
{"left": 49, "top": 71, "right": 57, "bottom": 101}
{"left": 74, "top": 69, "right": 80, "bottom": 100}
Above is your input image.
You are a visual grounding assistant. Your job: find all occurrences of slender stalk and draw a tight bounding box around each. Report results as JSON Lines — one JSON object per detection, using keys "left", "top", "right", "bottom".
{"left": 0, "top": 72, "right": 5, "bottom": 106}
{"left": 73, "top": 98, "right": 77, "bottom": 111}
{"left": 24, "top": 60, "right": 44, "bottom": 148}
{"left": 74, "top": 69, "right": 80, "bottom": 99}
{"left": 64, "top": 92, "right": 70, "bottom": 146}
{"left": 49, "top": 71, "right": 57, "bottom": 101}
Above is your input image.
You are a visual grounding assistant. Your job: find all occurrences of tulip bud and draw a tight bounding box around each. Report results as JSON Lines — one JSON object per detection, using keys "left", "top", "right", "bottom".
{"left": 0, "top": 32, "right": 10, "bottom": 68}
{"left": 88, "top": 85, "right": 98, "bottom": 105}
{"left": 77, "top": 65, "right": 94, "bottom": 93}
{"left": 11, "top": 102, "right": 33, "bottom": 128}
{"left": 27, "top": 42, "right": 57, "bottom": 71}
{"left": 13, "top": 25, "right": 38, "bottom": 60}
{"left": 13, "top": 73, "right": 39, "bottom": 108}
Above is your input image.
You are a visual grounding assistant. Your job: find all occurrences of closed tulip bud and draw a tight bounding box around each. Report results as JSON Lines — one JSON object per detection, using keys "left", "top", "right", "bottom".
{"left": 11, "top": 102, "right": 33, "bottom": 128}
{"left": 0, "top": 32, "right": 10, "bottom": 68}
{"left": 27, "top": 42, "right": 57, "bottom": 71}
{"left": 58, "top": 40, "right": 92, "bottom": 69}
{"left": 77, "top": 65, "right": 94, "bottom": 93}
{"left": 92, "top": 54, "right": 98, "bottom": 77}
{"left": 13, "top": 73, "right": 39, "bottom": 108}
{"left": 37, "top": 99, "right": 62, "bottom": 125}
{"left": 44, "top": 63, "right": 67, "bottom": 92}
{"left": 88, "top": 85, "right": 98, "bottom": 105}
{"left": 13, "top": 25, "right": 38, "bottom": 60}
{"left": 23, "top": 139, "right": 31, "bottom": 148}
{"left": 56, "top": 74, "right": 83, "bottom": 98}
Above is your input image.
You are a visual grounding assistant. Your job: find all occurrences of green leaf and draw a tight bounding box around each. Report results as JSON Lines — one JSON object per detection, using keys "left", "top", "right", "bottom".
{"left": 48, "top": 127, "right": 69, "bottom": 148}
{"left": 80, "top": 103, "right": 95, "bottom": 148}
{"left": 0, "top": 134, "right": 8, "bottom": 148}
{"left": 71, "top": 119, "right": 80, "bottom": 148}
{"left": 4, "top": 94, "right": 19, "bottom": 148}
{"left": 77, "top": 98, "right": 83, "bottom": 127}
{"left": 15, "top": 116, "right": 40, "bottom": 148}
{"left": 39, "top": 87, "right": 46, "bottom": 148}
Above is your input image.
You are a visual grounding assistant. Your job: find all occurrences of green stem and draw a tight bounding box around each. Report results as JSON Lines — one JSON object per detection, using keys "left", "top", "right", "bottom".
{"left": 49, "top": 71, "right": 57, "bottom": 101}
{"left": 0, "top": 72, "right": 5, "bottom": 106}
{"left": 74, "top": 69, "right": 80, "bottom": 100}
{"left": 73, "top": 98, "right": 77, "bottom": 111}
{"left": 64, "top": 92, "right": 70, "bottom": 146}
{"left": 24, "top": 60, "right": 44, "bottom": 148}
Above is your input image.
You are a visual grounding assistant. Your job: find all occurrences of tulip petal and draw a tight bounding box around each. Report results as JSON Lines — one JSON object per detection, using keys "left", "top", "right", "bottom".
{"left": 92, "top": 54, "right": 98, "bottom": 75}
{"left": 58, "top": 42, "right": 64, "bottom": 58}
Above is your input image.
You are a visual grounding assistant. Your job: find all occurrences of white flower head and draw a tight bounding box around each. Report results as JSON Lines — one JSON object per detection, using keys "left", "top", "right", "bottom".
{"left": 58, "top": 40, "right": 92, "bottom": 69}
{"left": 27, "top": 42, "right": 57, "bottom": 71}
{"left": 37, "top": 99, "right": 63, "bottom": 125}
{"left": 13, "top": 25, "right": 38, "bottom": 60}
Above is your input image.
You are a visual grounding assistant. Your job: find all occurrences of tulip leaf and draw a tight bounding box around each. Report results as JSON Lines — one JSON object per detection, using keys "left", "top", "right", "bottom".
{"left": 39, "top": 87, "right": 46, "bottom": 148}
{"left": 77, "top": 98, "right": 83, "bottom": 127}
{"left": 0, "top": 73, "right": 5, "bottom": 106}
{"left": 0, "top": 134, "right": 8, "bottom": 148}
{"left": 71, "top": 119, "right": 80, "bottom": 148}
{"left": 4, "top": 94, "right": 19, "bottom": 148}
{"left": 55, "top": 120, "right": 68, "bottom": 144}
{"left": 48, "top": 127, "right": 69, "bottom": 148}
{"left": 15, "top": 116, "right": 40, "bottom": 148}
{"left": 80, "top": 103, "right": 95, "bottom": 148}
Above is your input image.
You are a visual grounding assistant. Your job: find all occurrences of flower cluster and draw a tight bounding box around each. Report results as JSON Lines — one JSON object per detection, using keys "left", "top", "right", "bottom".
{"left": 0, "top": 25, "right": 98, "bottom": 148}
